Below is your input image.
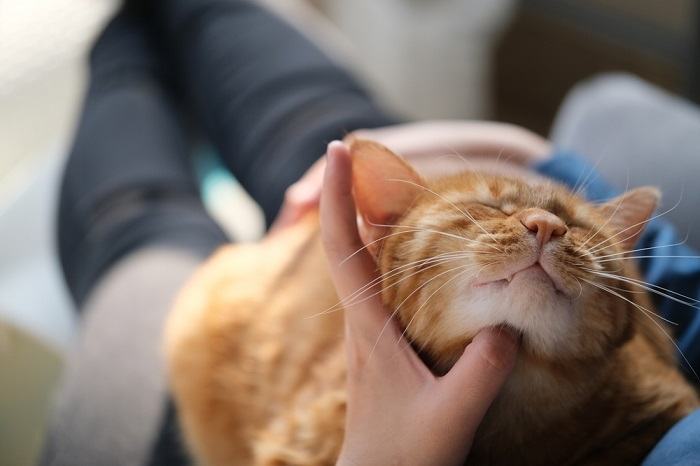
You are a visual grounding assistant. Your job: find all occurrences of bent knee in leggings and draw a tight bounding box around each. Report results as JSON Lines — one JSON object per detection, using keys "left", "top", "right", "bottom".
{"left": 58, "top": 184, "right": 228, "bottom": 308}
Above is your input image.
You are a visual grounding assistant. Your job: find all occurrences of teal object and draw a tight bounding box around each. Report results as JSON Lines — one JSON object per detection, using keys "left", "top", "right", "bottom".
{"left": 192, "top": 146, "right": 239, "bottom": 206}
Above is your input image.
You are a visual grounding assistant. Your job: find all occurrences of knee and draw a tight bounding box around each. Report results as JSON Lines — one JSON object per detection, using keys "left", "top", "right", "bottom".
{"left": 551, "top": 73, "right": 671, "bottom": 146}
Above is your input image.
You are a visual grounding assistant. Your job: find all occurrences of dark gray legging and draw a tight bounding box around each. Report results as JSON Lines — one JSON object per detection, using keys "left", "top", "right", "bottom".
{"left": 57, "top": 0, "right": 394, "bottom": 307}
{"left": 46, "top": 1, "right": 392, "bottom": 465}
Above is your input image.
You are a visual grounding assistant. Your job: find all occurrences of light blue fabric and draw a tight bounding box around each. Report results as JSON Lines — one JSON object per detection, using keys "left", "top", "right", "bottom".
{"left": 536, "top": 152, "right": 700, "bottom": 464}
{"left": 643, "top": 409, "right": 700, "bottom": 466}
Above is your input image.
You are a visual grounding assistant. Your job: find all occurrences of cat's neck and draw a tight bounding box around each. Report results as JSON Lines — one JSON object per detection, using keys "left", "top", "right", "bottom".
{"left": 468, "top": 333, "right": 693, "bottom": 465}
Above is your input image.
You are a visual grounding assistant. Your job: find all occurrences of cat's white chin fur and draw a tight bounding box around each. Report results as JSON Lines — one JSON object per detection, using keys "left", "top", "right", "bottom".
{"left": 444, "top": 273, "right": 582, "bottom": 357}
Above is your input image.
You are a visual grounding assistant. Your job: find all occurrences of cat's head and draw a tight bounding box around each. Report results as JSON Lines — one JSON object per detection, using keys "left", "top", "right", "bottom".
{"left": 350, "top": 139, "right": 659, "bottom": 372}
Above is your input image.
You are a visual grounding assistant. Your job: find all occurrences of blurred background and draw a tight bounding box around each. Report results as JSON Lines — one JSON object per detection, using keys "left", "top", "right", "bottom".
{"left": 1, "top": 0, "right": 698, "bottom": 464}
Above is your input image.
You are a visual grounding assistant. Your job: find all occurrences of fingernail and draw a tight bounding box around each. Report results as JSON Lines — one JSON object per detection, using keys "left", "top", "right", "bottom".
{"left": 328, "top": 140, "right": 345, "bottom": 153}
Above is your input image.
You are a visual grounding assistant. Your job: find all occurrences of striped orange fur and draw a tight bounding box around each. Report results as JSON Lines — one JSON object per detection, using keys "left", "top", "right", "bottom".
{"left": 165, "top": 140, "right": 698, "bottom": 465}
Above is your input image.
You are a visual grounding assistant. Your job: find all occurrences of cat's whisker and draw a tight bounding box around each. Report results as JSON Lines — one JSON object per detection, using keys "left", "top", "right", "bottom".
{"left": 597, "top": 282, "right": 652, "bottom": 295}
{"left": 309, "top": 248, "right": 495, "bottom": 319}
{"left": 339, "top": 229, "right": 438, "bottom": 266}
{"left": 338, "top": 254, "right": 477, "bottom": 312}
{"left": 581, "top": 277, "right": 699, "bottom": 382}
{"left": 576, "top": 186, "right": 629, "bottom": 253}
{"left": 588, "top": 228, "right": 649, "bottom": 257}
{"left": 578, "top": 172, "right": 633, "bottom": 251}
{"left": 608, "top": 272, "right": 700, "bottom": 304}
{"left": 357, "top": 249, "right": 492, "bottom": 297}
{"left": 571, "top": 155, "right": 605, "bottom": 198}
{"left": 593, "top": 236, "right": 689, "bottom": 260}
{"left": 589, "top": 202, "right": 683, "bottom": 255}
{"left": 581, "top": 277, "right": 679, "bottom": 326}
{"left": 384, "top": 178, "right": 503, "bottom": 251}
{"left": 368, "top": 263, "right": 480, "bottom": 359}
{"left": 397, "top": 261, "right": 497, "bottom": 356}
{"left": 588, "top": 197, "right": 683, "bottom": 255}
{"left": 573, "top": 276, "right": 584, "bottom": 299}
{"left": 308, "top": 252, "right": 474, "bottom": 318}
{"left": 308, "top": 255, "right": 452, "bottom": 318}
{"left": 397, "top": 266, "right": 482, "bottom": 351}
{"left": 394, "top": 224, "right": 502, "bottom": 251}
{"left": 367, "top": 221, "right": 502, "bottom": 252}
{"left": 597, "top": 255, "right": 700, "bottom": 263}
{"left": 439, "top": 148, "right": 492, "bottom": 186}
{"left": 585, "top": 269, "right": 700, "bottom": 307}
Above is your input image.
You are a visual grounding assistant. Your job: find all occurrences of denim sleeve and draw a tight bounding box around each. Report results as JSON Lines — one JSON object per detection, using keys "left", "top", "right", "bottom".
{"left": 534, "top": 152, "right": 700, "bottom": 376}
{"left": 642, "top": 409, "right": 700, "bottom": 466}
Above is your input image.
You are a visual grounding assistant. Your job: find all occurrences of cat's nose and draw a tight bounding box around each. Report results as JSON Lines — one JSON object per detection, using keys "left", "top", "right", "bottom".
{"left": 518, "top": 208, "right": 567, "bottom": 247}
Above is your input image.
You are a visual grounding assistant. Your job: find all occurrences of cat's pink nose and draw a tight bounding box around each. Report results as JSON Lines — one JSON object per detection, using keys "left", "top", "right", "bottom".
{"left": 519, "top": 208, "right": 567, "bottom": 247}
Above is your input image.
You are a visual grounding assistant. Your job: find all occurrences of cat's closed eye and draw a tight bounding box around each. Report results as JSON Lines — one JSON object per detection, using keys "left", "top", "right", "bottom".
{"left": 466, "top": 202, "right": 507, "bottom": 217}
{"left": 500, "top": 203, "right": 517, "bottom": 215}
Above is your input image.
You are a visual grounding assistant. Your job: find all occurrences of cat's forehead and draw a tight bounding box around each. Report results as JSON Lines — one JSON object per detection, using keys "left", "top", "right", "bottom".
{"left": 432, "top": 171, "right": 579, "bottom": 209}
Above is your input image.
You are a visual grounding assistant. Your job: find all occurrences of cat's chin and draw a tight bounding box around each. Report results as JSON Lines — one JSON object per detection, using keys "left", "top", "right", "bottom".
{"left": 435, "top": 272, "right": 581, "bottom": 359}
{"left": 474, "top": 256, "right": 574, "bottom": 297}
{"left": 480, "top": 264, "right": 564, "bottom": 295}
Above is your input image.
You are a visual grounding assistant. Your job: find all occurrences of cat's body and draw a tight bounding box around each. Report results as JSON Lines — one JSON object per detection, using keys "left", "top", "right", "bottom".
{"left": 166, "top": 141, "right": 698, "bottom": 466}
{"left": 167, "top": 214, "right": 346, "bottom": 465}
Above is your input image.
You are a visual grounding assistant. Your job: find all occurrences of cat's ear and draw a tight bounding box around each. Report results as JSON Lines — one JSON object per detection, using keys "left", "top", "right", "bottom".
{"left": 349, "top": 139, "right": 426, "bottom": 253}
{"left": 596, "top": 187, "right": 660, "bottom": 250}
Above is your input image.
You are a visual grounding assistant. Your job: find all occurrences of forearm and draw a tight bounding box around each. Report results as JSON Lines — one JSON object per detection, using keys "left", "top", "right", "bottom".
{"left": 353, "top": 121, "right": 551, "bottom": 163}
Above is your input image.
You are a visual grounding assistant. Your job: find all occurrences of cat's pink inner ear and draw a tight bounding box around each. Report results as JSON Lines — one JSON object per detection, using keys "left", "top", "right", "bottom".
{"left": 350, "top": 139, "right": 425, "bottom": 226}
{"left": 597, "top": 186, "right": 660, "bottom": 250}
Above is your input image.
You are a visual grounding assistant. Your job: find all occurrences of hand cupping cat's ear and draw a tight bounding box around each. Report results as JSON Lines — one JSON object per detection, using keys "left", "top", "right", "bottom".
{"left": 349, "top": 139, "right": 427, "bottom": 257}
{"left": 320, "top": 140, "right": 400, "bottom": 353}
{"left": 321, "top": 140, "right": 521, "bottom": 466}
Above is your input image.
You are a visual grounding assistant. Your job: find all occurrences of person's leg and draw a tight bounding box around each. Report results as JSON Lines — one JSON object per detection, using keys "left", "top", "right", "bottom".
{"left": 550, "top": 73, "right": 700, "bottom": 251}
{"left": 44, "top": 10, "right": 226, "bottom": 466}
{"left": 57, "top": 8, "right": 228, "bottom": 307}
{"left": 42, "top": 248, "right": 198, "bottom": 466}
{"left": 150, "top": 0, "right": 396, "bottom": 224}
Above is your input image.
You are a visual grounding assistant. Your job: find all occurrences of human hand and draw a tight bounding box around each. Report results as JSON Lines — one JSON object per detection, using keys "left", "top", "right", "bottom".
{"left": 270, "top": 156, "right": 326, "bottom": 233}
{"left": 320, "top": 141, "right": 520, "bottom": 466}
{"left": 271, "top": 120, "right": 551, "bottom": 232}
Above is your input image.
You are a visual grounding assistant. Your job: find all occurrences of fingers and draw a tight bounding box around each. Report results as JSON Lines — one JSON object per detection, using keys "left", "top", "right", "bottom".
{"left": 439, "top": 327, "right": 519, "bottom": 429}
{"left": 270, "top": 158, "right": 326, "bottom": 233}
{"left": 321, "top": 141, "right": 381, "bottom": 302}
{"left": 320, "top": 141, "right": 365, "bottom": 270}
{"left": 290, "top": 157, "right": 326, "bottom": 203}
{"left": 320, "top": 141, "right": 401, "bottom": 353}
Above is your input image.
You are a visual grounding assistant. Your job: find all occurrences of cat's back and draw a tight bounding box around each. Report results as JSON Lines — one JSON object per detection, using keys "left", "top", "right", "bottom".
{"left": 165, "top": 212, "right": 346, "bottom": 465}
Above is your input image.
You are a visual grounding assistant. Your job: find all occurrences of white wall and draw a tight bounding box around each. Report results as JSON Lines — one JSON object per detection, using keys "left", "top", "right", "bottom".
{"left": 315, "top": 0, "right": 517, "bottom": 119}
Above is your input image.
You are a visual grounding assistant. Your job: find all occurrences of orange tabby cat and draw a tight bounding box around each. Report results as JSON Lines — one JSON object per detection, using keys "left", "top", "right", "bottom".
{"left": 165, "top": 140, "right": 698, "bottom": 466}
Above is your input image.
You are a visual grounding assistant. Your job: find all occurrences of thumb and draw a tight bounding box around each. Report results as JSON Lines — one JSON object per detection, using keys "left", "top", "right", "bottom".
{"left": 439, "top": 327, "right": 519, "bottom": 428}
